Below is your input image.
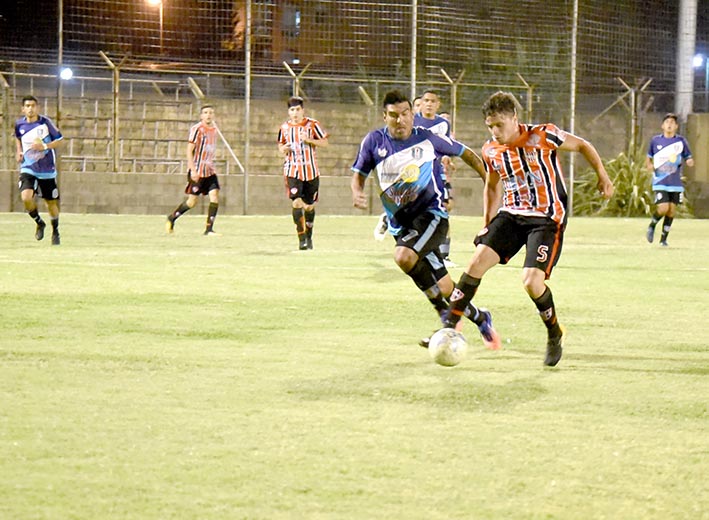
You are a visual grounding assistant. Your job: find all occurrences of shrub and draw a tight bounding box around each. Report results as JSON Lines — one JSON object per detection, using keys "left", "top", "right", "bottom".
{"left": 572, "top": 151, "right": 693, "bottom": 217}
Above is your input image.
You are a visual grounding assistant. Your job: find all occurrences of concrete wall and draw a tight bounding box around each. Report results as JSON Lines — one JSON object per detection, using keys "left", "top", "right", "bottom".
{"left": 0, "top": 169, "right": 485, "bottom": 217}
{"left": 0, "top": 96, "right": 485, "bottom": 216}
{"left": 685, "top": 113, "right": 709, "bottom": 218}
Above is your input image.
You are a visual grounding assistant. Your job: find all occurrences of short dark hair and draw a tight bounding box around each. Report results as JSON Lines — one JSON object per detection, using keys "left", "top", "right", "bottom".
{"left": 200, "top": 104, "right": 214, "bottom": 112}
{"left": 21, "top": 95, "right": 38, "bottom": 105}
{"left": 382, "top": 90, "right": 411, "bottom": 110}
{"left": 287, "top": 96, "right": 304, "bottom": 108}
{"left": 663, "top": 112, "right": 678, "bottom": 123}
{"left": 482, "top": 91, "right": 521, "bottom": 118}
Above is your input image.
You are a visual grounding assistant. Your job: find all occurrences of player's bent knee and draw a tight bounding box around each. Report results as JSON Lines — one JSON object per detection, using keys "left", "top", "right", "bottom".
{"left": 522, "top": 268, "right": 546, "bottom": 297}
{"left": 394, "top": 249, "right": 417, "bottom": 272}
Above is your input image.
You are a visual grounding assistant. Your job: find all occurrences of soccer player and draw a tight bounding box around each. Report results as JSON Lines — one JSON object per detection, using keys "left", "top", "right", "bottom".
{"left": 440, "top": 91, "right": 614, "bottom": 366}
{"left": 414, "top": 90, "right": 457, "bottom": 266}
{"left": 277, "top": 96, "right": 329, "bottom": 250}
{"left": 15, "top": 95, "right": 64, "bottom": 245}
{"left": 645, "top": 112, "right": 694, "bottom": 247}
{"left": 166, "top": 104, "right": 221, "bottom": 236}
{"left": 351, "top": 89, "right": 500, "bottom": 350}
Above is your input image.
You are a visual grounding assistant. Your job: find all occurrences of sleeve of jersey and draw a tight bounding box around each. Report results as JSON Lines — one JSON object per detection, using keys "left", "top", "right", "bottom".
{"left": 430, "top": 132, "right": 465, "bottom": 157}
{"left": 351, "top": 133, "right": 375, "bottom": 177}
{"left": 312, "top": 120, "right": 328, "bottom": 139}
{"left": 188, "top": 126, "right": 199, "bottom": 144}
{"left": 481, "top": 144, "right": 493, "bottom": 172}
{"left": 682, "top": 138, "right": 692, "bottom": 159}
{"left": 543, "top": 124, "right": 566, "bottom": 148}
{"left": 46, "top": 117, "right": 63, "bottom": 140}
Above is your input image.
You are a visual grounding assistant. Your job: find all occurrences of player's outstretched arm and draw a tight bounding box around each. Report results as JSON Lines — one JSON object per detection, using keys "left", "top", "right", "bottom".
{"left": 459, "top": 146, "right": 486, "bottom": 181}
{"left": 561, "top": 134, "right": 614, "bottom": 199}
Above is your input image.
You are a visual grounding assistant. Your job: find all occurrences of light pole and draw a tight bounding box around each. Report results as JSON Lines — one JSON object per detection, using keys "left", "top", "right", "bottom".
{"left": 146, "top": 0, "right": 163, "bottom": 55}
{"left": 693, "top": 53, "right": 707, "bottom": 111}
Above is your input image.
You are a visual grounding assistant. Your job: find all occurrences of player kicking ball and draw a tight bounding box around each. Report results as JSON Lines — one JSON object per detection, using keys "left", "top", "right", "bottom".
{"left": 441, "top": 91, "right": 614, "bottom": 366}
{"left": 351, "top": 90, "right": 500, "bottom": 352}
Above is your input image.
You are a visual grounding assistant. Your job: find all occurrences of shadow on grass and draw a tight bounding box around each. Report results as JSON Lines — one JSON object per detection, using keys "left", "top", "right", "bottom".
{"left": 289, "top": 364, "right": 548, "bottom": 413}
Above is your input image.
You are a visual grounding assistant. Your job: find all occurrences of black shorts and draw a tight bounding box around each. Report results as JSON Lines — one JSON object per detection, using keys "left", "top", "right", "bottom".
{"left": 185, "top": 173, "right": 220, "bottom": 196}
{"left": 475, "top": 211, "right": 564, "bottom": 279}
{"left": 395, "top": 211, "right": 449, "bottom": 281}
{"left": 653, "top": 191, "right": 682, "bottom": 205}
{"left": 18, "top": 172, "right": 60, "bottom": 201}
{"left": 285, "top": 176, "right": 319, "bottom": 205}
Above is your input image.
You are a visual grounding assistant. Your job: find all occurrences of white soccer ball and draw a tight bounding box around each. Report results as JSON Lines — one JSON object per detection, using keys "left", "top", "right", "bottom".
{"left": 428, "top": 328, "right": 468, "bottom": 367}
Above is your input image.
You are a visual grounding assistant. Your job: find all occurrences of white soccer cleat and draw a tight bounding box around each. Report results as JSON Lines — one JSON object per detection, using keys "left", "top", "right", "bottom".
{"left": 373, "top": 213, "right": 389, "bottom": 241}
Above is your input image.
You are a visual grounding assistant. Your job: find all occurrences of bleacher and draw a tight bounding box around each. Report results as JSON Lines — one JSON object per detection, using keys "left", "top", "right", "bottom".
{"left": 54, "top": 95, "right": 366, "bottom": 179}
{"left": 0, "top": 90, "right": 490, "bottom": 215}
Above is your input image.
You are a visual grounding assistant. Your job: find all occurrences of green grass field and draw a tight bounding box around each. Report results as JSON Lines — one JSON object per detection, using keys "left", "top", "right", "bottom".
{"left": 1, "top": 213, "right": 707, "bottom": 519}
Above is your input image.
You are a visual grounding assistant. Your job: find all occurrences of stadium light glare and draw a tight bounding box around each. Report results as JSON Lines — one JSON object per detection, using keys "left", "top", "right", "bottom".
{"left": 695, "top": 54, "right": 709, "bottom": 111}
{"left": 146, "top": 0, "right": 164, "bottom": 55}
{"left": 693, "top": 53, "right": 704, "bottom": 69}
{"left": 59, "top": 67, "right": 73, "bottom": 80}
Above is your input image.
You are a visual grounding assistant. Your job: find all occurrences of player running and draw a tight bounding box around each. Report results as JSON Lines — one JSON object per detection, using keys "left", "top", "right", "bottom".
{"left": 15, "top": 95, "right": 64, "bottom": 245}
{"left": 351, "top": 89, "right": 500, "bottom": 351}
{"left": 645, "top": 112, "right": 694, "bottom": 247}
{"left": 166, "top": 105, "right": 222, "bottom": 236}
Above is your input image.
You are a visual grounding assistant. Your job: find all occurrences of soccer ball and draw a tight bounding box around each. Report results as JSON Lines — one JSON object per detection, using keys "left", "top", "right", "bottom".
{"left": 428, "top": 328, "right": 468, "bottom": 367}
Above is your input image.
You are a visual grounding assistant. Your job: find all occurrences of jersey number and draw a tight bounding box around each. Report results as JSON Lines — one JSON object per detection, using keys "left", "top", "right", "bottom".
{"left": 536, "top": 245, "right": 549, "bottom": 263}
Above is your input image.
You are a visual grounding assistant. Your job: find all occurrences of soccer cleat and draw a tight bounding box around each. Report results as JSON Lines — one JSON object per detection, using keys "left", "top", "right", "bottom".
{"left": 35, "top": 221, "right": 46, "bottom": 241}
{"left": 659, "top": 240, "right": 668, "bottom": 247}
{"left": 645, "top": 226, "right": 655, "bottom": 243}
{"left": 51, "top": 233, "right": 60, "bottom": 246}
{"left": 373, "top": 212, "right": 389, "bottom": 241}
{"left": 477, "top": 308, "right": 502, "bottom": 350}
{"left": 204, "top": 230, "right": 221, "bottom": 236}
{"left": 166, "top": 217, "right": 174, "bottom": 234}
{"left": 299, "top": 237, "right": 309, "bottom": 250}
{"left": 544, "top": 325, "right": 565, "bottom": 367}
{"left": 306, "top": 237, "right": 313, "bottom": 250}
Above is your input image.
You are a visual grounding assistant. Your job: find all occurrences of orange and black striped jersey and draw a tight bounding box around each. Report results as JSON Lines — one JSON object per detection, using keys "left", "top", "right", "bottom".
{"left": 482, "top": 123, "right": 569, "bottom": 224}
{"left": 278, "top": 117, "right": 327, "bottom": 181}
{"left": 188, "top": 122, "right": 218, "bottom": 178}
